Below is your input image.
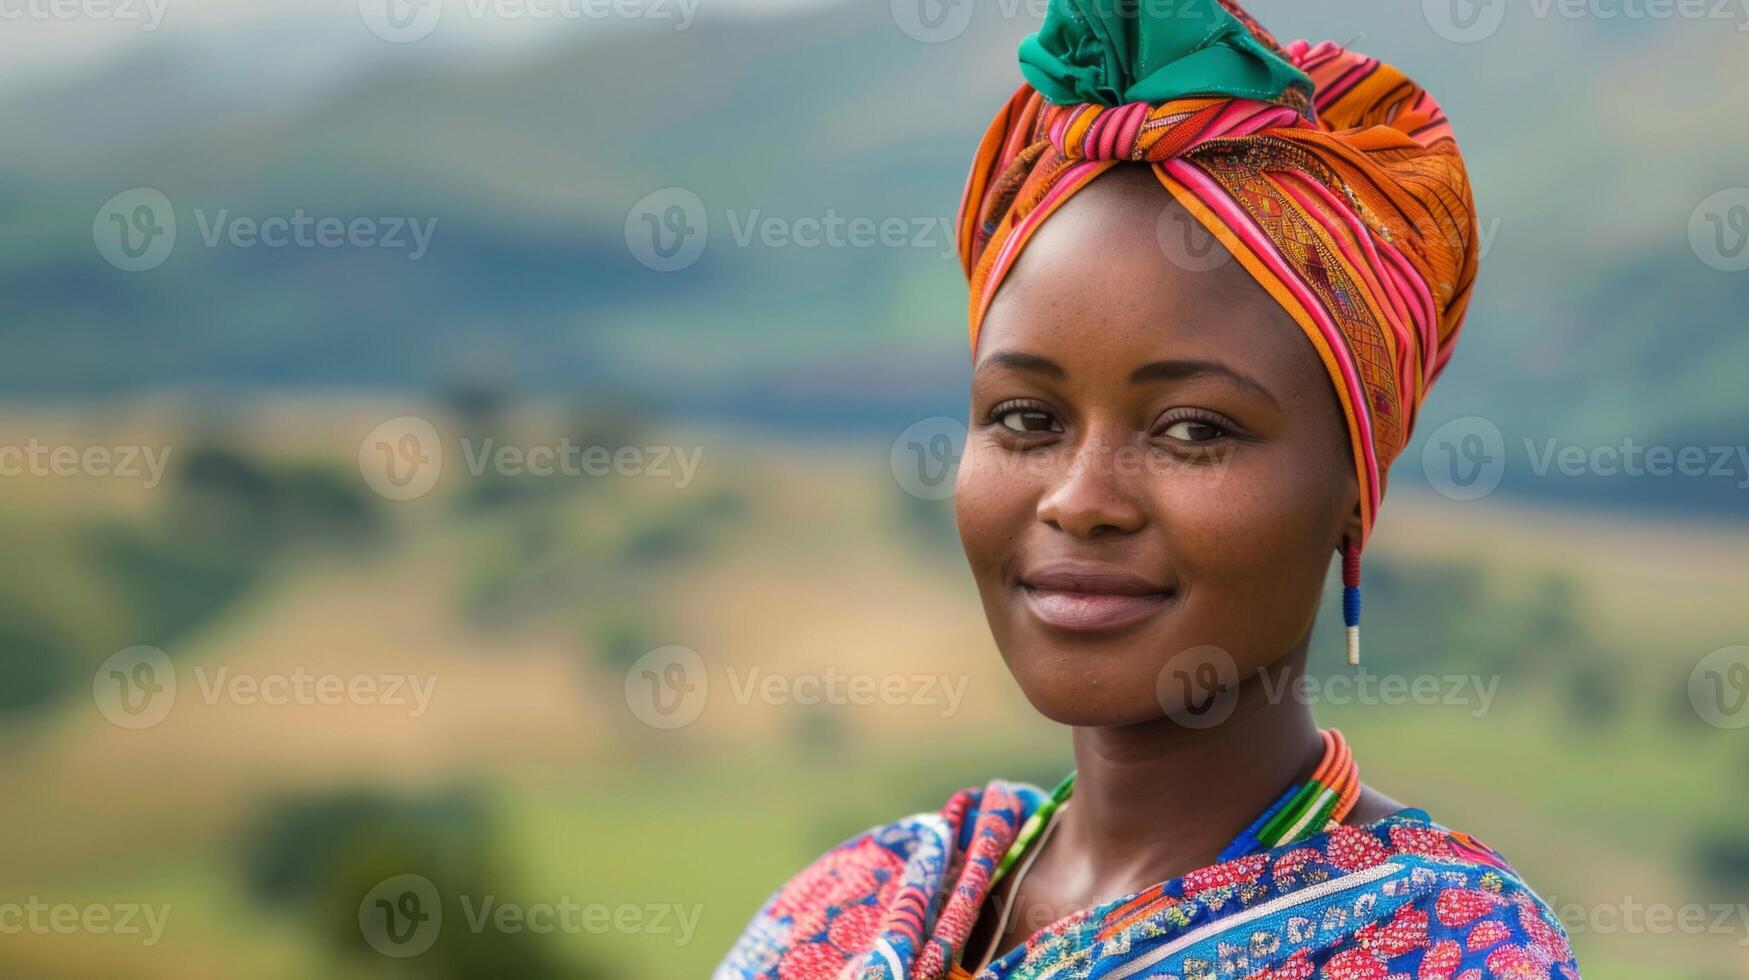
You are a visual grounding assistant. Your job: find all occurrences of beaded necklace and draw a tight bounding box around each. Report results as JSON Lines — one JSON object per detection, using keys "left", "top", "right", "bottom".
{"left": 986, "top": 729, "right": 1360, "bottom": 892}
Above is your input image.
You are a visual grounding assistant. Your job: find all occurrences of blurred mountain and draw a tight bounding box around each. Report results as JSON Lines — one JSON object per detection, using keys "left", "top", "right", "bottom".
{"left": 0, "top": 1, "right": 1744, "bottom": 507}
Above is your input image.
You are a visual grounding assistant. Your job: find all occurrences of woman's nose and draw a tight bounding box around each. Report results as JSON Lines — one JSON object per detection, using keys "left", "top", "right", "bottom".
{"left": 1035, "top": 436, "right": 1147, "bottom": 539}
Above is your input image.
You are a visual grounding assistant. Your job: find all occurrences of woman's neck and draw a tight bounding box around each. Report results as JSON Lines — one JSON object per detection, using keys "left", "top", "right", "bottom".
{"left": 1054, "top": 645, "right": 1323, "bottom": 896}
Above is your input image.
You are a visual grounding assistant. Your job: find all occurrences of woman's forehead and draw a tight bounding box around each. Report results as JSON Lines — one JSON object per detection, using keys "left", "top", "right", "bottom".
{"left": 979, "top": 168, "right": 1321, "bottom": 394}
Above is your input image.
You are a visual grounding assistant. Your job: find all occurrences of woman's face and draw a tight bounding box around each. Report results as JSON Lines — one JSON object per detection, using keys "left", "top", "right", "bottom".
{"left": 955, "top": 166, "right": 1362, "bottom": 728}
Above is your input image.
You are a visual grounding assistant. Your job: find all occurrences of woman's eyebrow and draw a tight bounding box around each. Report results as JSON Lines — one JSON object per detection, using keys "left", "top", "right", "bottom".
{"left": 1129, "top": 359, "right": 1280, "bottom": 407}
{"left": 974, "top": 351, "right": 1065, "bottom": 378}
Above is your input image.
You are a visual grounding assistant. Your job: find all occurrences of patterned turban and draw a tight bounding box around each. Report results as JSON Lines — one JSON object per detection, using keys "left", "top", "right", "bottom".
{"left": 955, "top": 0, "right": 1479, "bottom": 543}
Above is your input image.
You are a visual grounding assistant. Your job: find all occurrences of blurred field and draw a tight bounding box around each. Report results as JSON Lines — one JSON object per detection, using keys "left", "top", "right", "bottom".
{"left": 2, "top": 1, "right": 1746, "bottom": 976}
{"left": 1, "top": 398, "right": 1745, "bottom": 979}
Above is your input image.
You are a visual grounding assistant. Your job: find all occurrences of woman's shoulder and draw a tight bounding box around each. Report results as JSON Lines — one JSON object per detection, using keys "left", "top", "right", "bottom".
{"left": 1349, "top": 807, "right": 1582, "bottom": 977}
{"left": 751, "top": 778, "right": 1046, "bottom": 912}
{"left": 715, "top": 780, "right": 1041, "bottom": 980}
{"left": 718, "top": 787, "right": 1581, "bottom": 979}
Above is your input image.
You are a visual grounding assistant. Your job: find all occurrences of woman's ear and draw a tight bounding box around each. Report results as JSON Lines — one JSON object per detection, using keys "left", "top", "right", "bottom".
{"left": 1339, "top": 501, "right": 1365, "bottom": 555}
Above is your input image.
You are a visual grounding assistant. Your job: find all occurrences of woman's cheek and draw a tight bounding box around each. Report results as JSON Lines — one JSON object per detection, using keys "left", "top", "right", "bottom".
{"left": 954, "top": 436, "right": 1024, "bottom": 568}
{"left": 1151, "top": 459, "right": 1333, "bottom": 655}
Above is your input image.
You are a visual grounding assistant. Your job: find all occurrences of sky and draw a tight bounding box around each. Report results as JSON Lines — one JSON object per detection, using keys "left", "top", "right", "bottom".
{"left": 0, "top": 0, "right": 845, "bottom": 87}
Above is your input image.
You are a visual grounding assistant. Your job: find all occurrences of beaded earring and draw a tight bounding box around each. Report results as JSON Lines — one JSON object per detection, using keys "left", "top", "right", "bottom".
{"left": 1342, "top": 543, "right": 1362, "bottom": 667}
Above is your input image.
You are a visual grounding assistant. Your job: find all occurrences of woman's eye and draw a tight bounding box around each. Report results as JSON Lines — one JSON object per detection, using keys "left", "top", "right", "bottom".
{"left": 1162, "top": 420, "right": 1225, "bottom": 442}
{"left": 999, "top": 409, "right": 1059, "bottom": 434}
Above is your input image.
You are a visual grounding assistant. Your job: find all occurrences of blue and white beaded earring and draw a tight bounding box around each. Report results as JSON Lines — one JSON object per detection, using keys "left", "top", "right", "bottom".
{"left": 1342, "top": 542, "right": 1362, "bottom": 667}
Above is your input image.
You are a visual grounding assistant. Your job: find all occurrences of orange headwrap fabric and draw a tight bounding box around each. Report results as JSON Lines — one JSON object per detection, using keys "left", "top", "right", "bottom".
{"left": 955, "top": 2, "right": 1479, "bottom": 542}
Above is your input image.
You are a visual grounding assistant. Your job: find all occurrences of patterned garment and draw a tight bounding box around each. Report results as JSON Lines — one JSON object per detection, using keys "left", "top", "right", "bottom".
{"left": 956, "top": 0, "right": 1480, "bottom": 545}
{"left": 714, "top": 782, "right": 1580, "bottom": 980}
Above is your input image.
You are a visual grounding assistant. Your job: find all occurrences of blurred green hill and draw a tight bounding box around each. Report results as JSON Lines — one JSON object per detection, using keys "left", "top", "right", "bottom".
{"left": 0, "top": 3, "right": 1744, "bottom": 492}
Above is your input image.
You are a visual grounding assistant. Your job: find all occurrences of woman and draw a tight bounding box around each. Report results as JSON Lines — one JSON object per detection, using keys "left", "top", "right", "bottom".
{"left": 719, "top": 2, "right": 1579, "bottom": 977}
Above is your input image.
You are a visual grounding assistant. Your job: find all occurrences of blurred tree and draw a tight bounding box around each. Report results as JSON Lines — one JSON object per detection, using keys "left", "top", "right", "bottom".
{"left": 81, "top": 522, "right": 256, "bottom": 651}
{"left": 1560, "top": 654, "right": 1626, "bottom": 729}
{"left": 0, "top": 612, "right": 69, "bottom": 717}
{"left": 1687, "top": 826, "right": 1749, "bottom": 902}
{"left": 172, "top": 445, "right": 381, "bottom": 552}
{"left": 894, "top": 493, "right": 960, "bottom": 557}
{"left": 589, "top": 614, "right": 658, "bottom": 678}
{"left": 244, "top": 787, "right": 596, "bottom": 977}
{"left": 792, "top": 703, "right": 848, "bottom": 764}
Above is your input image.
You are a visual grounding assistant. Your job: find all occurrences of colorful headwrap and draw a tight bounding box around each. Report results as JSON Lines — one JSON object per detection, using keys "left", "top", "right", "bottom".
{"left": 956, "top": 0, "right": 1480, "bottom": 544}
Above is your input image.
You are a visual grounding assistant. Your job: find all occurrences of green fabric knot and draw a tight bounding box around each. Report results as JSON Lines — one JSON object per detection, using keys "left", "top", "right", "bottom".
{"left": 1018, "top": 0, "right": 1311, "bottom": 107}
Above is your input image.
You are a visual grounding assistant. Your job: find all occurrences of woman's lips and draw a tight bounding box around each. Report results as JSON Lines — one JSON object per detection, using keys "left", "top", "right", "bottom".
{"left": 1017, "top": 565, "right": 1174, "bottom": 633}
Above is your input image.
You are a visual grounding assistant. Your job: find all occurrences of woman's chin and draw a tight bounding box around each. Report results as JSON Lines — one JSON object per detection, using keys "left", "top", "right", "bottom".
{"left": 1007, "top": 666, "right": 1169, "bottom": 728}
